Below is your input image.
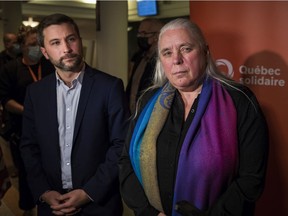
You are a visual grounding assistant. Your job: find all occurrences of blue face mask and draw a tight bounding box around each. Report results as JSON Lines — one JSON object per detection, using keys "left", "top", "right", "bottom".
{"left": 11, "top": 43, "right": 22, "bottom": 56}
{"left": 28, "top": 45, "right": 42, "bottom": 62}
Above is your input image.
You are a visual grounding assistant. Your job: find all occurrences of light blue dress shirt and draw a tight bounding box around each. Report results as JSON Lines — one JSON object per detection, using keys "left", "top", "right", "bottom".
{"left": 56, "top": 68, "right": 84, "bottom": 189}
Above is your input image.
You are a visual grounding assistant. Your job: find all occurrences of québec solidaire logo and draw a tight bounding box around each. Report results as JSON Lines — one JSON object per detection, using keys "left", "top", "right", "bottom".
{"left": 215, "top": 59, "right": 285, "bottom": 87}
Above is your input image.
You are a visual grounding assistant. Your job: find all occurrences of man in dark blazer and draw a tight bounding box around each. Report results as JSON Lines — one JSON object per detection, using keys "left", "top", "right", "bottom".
{"left": 126, "top": 18, "right": 164, "bottom": 113}
{"left": 20, "top": 13, "right": 129, "bottom": 216}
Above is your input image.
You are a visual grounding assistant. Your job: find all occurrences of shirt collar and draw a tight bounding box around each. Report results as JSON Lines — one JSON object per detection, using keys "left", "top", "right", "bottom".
{"left": 56, "top": 64, "right": 85, "bottom": 86}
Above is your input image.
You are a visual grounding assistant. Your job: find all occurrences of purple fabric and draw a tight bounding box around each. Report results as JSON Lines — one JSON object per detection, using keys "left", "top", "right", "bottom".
{"left": 172, "top": 78, "right": 238, "bottom": 215}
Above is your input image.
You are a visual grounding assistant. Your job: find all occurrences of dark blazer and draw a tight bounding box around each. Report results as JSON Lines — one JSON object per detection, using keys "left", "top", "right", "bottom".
{"left": 20, "top": 64, "right": 130, "bottom": 216}
{"left": 126, "top": 52, "right": 157, "bottom": 109}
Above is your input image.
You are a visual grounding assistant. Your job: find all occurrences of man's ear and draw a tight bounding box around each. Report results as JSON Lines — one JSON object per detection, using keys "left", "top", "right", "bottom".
{"left": 153, "top": 33, "right": 159, "bottom": 43}
{"left": 40, "top": 47, "right": 49, "bottom": 60}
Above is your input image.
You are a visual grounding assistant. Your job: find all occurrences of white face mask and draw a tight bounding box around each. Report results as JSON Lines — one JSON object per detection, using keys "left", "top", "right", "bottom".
{"left": 28, "top": 45, "right": 42, "bottom": 62}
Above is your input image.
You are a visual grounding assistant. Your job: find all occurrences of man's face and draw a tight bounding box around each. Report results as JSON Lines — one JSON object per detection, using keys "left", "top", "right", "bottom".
{"left": 40, "top": 23, "right": 83, "bottom": 72}
{"left": 137, "top": 21, "right": 158, "bottom": 51}
{"left": 22, "top": 32, "right": 38, "bottom": 55}
{"left": 5, "top": 33, "right": 17, "bottom": 50}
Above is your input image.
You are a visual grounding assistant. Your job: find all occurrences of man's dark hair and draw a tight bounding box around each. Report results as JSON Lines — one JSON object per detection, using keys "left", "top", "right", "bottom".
{"left": 37, "top": 13, "right": 80, "bottom": 47}
{"left": 17, "top": 25, "right": 38, "bottom": 45}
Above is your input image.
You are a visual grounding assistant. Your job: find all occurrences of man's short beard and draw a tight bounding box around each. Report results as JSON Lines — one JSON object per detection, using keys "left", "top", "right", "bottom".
{"left": 55, "top": 54, "right": 83, "bottom": 72}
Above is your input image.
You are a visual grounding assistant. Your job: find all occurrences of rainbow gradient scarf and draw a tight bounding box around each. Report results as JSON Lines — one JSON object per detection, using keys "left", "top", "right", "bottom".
{"left": 129, "top": 78, "right": 238, "bottom": 215}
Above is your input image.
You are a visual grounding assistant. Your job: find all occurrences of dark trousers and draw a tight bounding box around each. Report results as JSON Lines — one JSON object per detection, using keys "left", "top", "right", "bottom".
{"left": 38, "top": 202, "right": 83, "bottom": 216}
{"left": 10, "top": 134, "right": 35, "bottom": 210}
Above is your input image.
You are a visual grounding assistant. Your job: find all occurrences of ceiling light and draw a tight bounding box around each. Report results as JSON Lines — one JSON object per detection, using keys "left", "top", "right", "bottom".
{"left": 81, "top": 0, "right": 96, "bottom": 3}
{"left": 22, "top": 17, "right": 39, "bottom": 27}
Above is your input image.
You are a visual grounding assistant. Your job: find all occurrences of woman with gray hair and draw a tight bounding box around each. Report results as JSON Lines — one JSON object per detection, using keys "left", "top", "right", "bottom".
{"left": 119, "top": 18, "right": 269, "bottom": 216}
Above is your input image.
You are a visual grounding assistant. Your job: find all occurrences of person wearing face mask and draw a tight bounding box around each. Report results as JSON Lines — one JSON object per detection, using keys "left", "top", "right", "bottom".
{"left": 126, "top": 18, "right": 164, "bottom": 113}
{"left": 0, "top": 32, "right": 22, "bottom": 70}
{"left": 0, "top": 24, "right": 54, "bottom": 216}
{"left": 0, "top": 33, "right": 22, "bottom": 144}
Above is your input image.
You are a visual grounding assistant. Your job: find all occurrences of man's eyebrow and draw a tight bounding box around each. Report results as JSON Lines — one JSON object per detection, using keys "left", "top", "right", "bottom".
{"left": 48, "top": 38, "right": 59, "bottom": 43}
{"left": 66, "top": 33, "right": 77, "bottom": 38}
{"left": 47, "top": 34, "right": 77, "bottom": 42}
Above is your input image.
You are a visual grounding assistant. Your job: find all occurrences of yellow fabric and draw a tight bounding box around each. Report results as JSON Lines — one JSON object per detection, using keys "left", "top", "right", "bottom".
{"left": 139, "top": 83, "right": 175, "bottom": 212}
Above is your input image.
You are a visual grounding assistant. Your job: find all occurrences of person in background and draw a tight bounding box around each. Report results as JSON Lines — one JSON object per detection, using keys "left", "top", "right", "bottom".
{"left": 0, "top": 32, "right": 22, "bottom": 143}
{"left": 0, "top": 25, "right": 55, "bottom": 216}
{"left": 20, "top": 13, "right": 129, "bottom": 216}
{"left": 0, "top": 145, "right": 11, "bottom": 206}
{"left": 126, "top": 18, "right": 164, "bottom": 113}
{"left": 119, "top": 18, "right": 269, "bottom": 216}
{"left": 0, "top": 32, "right": 21, "bottom": 69}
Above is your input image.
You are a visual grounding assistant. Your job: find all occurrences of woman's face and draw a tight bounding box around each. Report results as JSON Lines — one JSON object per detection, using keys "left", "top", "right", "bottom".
{"left": 159, "top": 28, "right": 205, "bottom": 91}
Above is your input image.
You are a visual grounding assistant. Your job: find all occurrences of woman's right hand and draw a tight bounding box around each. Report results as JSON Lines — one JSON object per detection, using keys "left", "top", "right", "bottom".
{"left": 158, "top": 213, "right": 166, "bottom": 216}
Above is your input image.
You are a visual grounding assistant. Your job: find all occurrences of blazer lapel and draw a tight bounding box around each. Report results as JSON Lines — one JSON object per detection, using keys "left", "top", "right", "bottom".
{"left": 46, "top": 75, "right": 61, "bottom": 153}
{"left": 73, "top": 67, "right": 95, "bottom": 143}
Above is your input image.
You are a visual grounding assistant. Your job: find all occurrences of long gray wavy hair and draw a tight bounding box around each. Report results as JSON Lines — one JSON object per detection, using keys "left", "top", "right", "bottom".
{"left": 133, "top": 18, "right": 243, "bottom": 117}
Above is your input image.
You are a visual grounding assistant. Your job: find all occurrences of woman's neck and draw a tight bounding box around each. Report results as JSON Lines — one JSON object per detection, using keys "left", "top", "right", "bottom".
{"left": 179, "top": 84, "right": 202, "bottom": 120}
